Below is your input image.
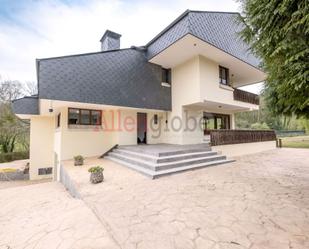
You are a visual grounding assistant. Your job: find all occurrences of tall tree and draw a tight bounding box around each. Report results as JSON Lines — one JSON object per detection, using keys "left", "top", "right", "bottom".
{"left": 0, "top": 76, "right": 30, "bottom": 153}
{"left": 239, "top": 0, "right": 309, "bottom": 118}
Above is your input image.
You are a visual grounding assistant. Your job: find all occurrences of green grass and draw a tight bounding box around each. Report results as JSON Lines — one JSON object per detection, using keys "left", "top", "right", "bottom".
{"left": 281, "top": 136, "right": 309, "bottom": 149}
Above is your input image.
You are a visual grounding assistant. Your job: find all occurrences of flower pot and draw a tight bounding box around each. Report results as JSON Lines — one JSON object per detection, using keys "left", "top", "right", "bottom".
{"left": 90, "top": 171, "right": 104, "bottom": 184}
{"left": 74, "top": 159, "right": 83, "bottom": 166}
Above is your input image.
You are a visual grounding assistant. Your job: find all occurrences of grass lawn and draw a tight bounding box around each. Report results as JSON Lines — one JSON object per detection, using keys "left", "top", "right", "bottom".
{"left": 280, "top": 135, "right": 309, "bottom": 149}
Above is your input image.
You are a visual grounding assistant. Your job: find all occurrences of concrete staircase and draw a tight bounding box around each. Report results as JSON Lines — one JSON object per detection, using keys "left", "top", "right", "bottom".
{"left": 105, "top": 144, "right": 234, "bottom": 179}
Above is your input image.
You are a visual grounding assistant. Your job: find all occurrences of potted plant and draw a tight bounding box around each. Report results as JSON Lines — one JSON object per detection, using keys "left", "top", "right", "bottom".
{"left": 74, "top": 155, "right": 84, "bottom": 166}
{"left": 88, "top": 166, "right": 104, "bottom": 184}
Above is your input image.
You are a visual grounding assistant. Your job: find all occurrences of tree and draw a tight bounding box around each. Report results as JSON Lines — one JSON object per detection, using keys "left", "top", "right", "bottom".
{"left": 235, "top": 94, "right": 307, "bottom": 130}
{"left": 0, "top": 76, "right": 31, "bottom": 153}
{"left": 0, "top": 77, "right": 23, "bottom": 103}
{"left": 239, "top": 0, "right": 309, "bottom": 118}
{"left": 23, "top": 81, "right": 38, "bottom": 96}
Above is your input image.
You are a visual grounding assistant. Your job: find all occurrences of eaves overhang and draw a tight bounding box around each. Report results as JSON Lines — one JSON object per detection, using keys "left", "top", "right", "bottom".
{"left": 12, "top": 96, "right": 39, "bottom": 117}
{"left": 145, "top": 10, "right": 262, "bottom": 71}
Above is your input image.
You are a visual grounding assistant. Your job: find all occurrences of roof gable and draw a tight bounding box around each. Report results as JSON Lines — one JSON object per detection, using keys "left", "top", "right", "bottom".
{"left": 146, "top": 10, "right": 260, "bottom": 68}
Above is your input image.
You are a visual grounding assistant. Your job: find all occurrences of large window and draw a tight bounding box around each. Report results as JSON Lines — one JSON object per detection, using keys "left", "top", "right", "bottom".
{"left": 203, "top": 112, "right": 230, "bottom": 135}
{"left": 219, "top": 66, "right": 229, "bottom": 85}
{"left": 161, "top": 68, "right": 171, "bottom": 84}
{"left": 68, "top": 108, "right": 101, "bottom": 125}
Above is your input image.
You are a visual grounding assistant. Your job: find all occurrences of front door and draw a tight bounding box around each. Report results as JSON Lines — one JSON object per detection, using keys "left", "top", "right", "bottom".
{"left": 203, "top": 112, "right": 230, "bottom": 135}
{"left": 137, "top": 112, "right": 147, "bottom": 144}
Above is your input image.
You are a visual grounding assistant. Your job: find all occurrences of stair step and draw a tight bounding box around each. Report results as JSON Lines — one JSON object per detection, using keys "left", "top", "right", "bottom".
{"left": 114, "top": 149, "right": 218, "bottom": 163}
{"left": 108, "top": 152, "right": 226, "bottom": 171}
{"left": 106, "top": 156, "right": 235, "bottom": 179}
{"left": 117, "top": 146, "right": 211, "bottom": 157}
{"left": 152, "top": 159, "right": 235, "bottom": 178}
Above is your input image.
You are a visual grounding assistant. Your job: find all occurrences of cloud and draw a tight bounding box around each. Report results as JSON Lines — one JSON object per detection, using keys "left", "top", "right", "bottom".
{"left": 1, "top": 0, "right": 263, "bottom": 95}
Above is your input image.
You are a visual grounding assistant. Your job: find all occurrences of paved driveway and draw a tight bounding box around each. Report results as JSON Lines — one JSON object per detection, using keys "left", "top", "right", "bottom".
{"left": 64, "top": 148, "right": 309, "bottom": 249}
{"left": 0, "top": 182, "right": 118, "bottom": 249}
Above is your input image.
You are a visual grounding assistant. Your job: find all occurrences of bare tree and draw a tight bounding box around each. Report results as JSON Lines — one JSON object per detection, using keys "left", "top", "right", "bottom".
{"left": 0, "top": 77, "right": 23, "bottom": 103}
{"left": 23, "top": 81, "right": 38, "bottom": 96}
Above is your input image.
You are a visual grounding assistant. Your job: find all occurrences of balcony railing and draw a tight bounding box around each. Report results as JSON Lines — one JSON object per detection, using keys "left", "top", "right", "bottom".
{"left": 210, "top": 129, "right": 276, "bottom": 146}
{"left": 233, "top": 88, "right": 259, "bottom": 105}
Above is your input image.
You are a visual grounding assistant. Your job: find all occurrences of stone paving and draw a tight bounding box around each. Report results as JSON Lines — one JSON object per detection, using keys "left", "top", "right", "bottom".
{"left": 0, "top": 182, "right": 119, "bottom": 249}
{"left": 63, "top": 148, "right": 309, "bottom": 249}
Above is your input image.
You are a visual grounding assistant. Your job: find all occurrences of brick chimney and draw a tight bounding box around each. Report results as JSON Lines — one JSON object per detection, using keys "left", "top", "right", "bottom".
{"left": 100, "top": 30, "right": 121, "bottom": 51}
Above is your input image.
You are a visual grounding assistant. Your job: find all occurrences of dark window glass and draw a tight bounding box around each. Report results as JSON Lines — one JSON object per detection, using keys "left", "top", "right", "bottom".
{"left": 56, "top": 113, "right": 61, "bottom": 128}
{"left": 219, "top": 66, "right": 229, "bottom": 85}
{"left": 91, "top": 110, "right": 101, "bottom": 125}
{"left": 68, "top": 108, "right": 80, "bottom": 124}
{"left": 154, "top": 114, "right": 158, "bottom": 125}
{"left": 203, "top": 112, "right": 230, "bottom": 135}
{"left": 161, "top": 68, "right": 171, "bottom": 84}
{"left": 68, "top": 108, "right": 101, "bottom": 125}
{"left": 81, "top": 110, "right": 91, "bottom": 125}
{"left": 38, "top": 167, "right": 53, "bottom": 175}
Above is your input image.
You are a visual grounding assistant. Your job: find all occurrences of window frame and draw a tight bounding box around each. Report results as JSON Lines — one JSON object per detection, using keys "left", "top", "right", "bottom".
{"left": 56, "top": 113, "right": 61, "bottom": 128}
{"left": 68, "top": 108, "right": 102, "bottom": 126}
{"left": 161, "top": 68, "right": 171, "bottom": 84}
{"left": 219, "top": 66, "right": 229, "bottom": 85}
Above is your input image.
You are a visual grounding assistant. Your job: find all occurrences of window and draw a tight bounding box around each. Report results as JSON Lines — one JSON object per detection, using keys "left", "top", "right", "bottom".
{"left": 91, "top": 110, "right": 101, "bottom": 125}
{"left": 154, "top": 114, "right": 158, "bottom": 125}
{"left": 68, "top": 108, "right": 102, "bottom": 125}
{"left": 161, "top": 68, "right": 171, "bottom": 84}
{"left": 56, "top": 113, "right": 61, "bottom": 128}
{"left": 38, "top": 167, "right": 53, "bottom": 175}
{"left": 81, "top": 110, "right": 91, "bottom": 125}
{"left": 203, "top": 112, "right": 230, "bottom": 135}
{"left": 219, "top": 66, "right": 229, "bottom": 85}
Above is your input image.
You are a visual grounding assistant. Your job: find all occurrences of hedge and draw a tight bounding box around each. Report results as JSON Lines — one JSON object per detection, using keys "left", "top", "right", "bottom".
{"left": 0, "top": 151, "right": 29, "bottom": 163}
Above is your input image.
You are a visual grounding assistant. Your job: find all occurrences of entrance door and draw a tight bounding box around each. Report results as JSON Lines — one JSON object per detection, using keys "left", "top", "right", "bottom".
{"left": 137, "top": 112, "right": 147, "bottom": 144}
{"left": 203, "top": 112, "right": 230, "bottom": 135}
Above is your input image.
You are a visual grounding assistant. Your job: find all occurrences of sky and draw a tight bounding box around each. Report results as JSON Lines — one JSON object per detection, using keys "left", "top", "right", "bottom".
{"left": 0, "top": 0, "right": 263, "bottom": 94}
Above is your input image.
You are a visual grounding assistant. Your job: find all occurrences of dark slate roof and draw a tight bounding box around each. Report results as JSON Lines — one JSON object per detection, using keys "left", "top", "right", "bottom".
{"left": 12, "top": 96, "right": 39, "bottom": 115}
{"left": 38, "top": 49, "right": 171, "bottom": 111}
{"left": 146, "top": 10, "right": 260, "bottom": 68}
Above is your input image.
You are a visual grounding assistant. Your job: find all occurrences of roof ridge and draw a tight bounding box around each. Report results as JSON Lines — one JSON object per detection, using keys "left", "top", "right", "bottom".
{"left": 37, "top": 48, "right": 133, "bottom": 61}
{"left": 188, "top": 10, "right": 240, "bottom": 15}
{"left": 145, "top": 9, "right": 190, "bottom": 47}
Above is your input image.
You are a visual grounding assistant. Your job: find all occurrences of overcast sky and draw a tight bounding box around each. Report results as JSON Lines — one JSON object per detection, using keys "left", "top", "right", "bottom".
{"left": 0, "top": 0, "right": 263, "bottom": 94}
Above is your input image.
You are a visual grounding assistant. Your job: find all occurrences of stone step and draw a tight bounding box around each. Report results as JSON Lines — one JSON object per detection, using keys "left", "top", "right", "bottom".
{"left": 117, "top": 145, "right": 211, "bottom": 157}
{"left": 106, "top": 156, "right": 235, "bottom": 179}
{"left": 113, "top": 148, "right": 218, "bottom": 163}
{"left": 108, "top": 152, "right": 226, "bottom": 171}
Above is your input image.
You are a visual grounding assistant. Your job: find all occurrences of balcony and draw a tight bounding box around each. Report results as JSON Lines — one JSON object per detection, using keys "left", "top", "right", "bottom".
{"left": 233, "top": 88, "right": 259, "bottom": 105}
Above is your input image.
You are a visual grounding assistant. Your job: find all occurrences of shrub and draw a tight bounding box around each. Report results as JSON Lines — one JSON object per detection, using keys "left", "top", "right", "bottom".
{"left": 250, "top": 122, "right": 270, "bottom": 130}
{"left": 74, "top": 155, "right": 84, "bottom": 166}
{"left": 0, "top": 151, "right": 29, "bottom": 163}
{"left": 88, "top": 166, "right": 104, "bottom": 173}
{"left": 74, "top": 155, "right": 84, "bottom": 161}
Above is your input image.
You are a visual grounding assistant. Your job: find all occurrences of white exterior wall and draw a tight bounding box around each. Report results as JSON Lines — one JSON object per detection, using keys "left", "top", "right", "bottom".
{"left": 163, "top": 55, "right": 261, "bottom": 144}
{"left": 213, "top": 141, "right": 277, "bottom": 157}
{"left": 161, "top": 56, "right": 201, "bottom": 144}
{"left": 199, "top": 55, "right": 258, "bottom": 110}
{"left": 54, "top": 108, "right": 164, "bottom": 161}
{"left": 29, "top": 116, "right": 55, "bottom": 180}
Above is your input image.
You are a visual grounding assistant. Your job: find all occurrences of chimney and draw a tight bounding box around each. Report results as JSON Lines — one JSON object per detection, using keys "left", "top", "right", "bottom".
{"left": 100, "top": 30, "right": 121, "bottom": 51}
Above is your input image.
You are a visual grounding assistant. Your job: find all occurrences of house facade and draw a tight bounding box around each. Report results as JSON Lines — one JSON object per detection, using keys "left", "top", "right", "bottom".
{"left": 13, "top": 10, "right": 276, "bottom": 180}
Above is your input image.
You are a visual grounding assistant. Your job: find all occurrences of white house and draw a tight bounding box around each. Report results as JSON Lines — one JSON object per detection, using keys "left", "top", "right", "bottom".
{"left": 13, "top": 10, "right": 276, "bottom": 180}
